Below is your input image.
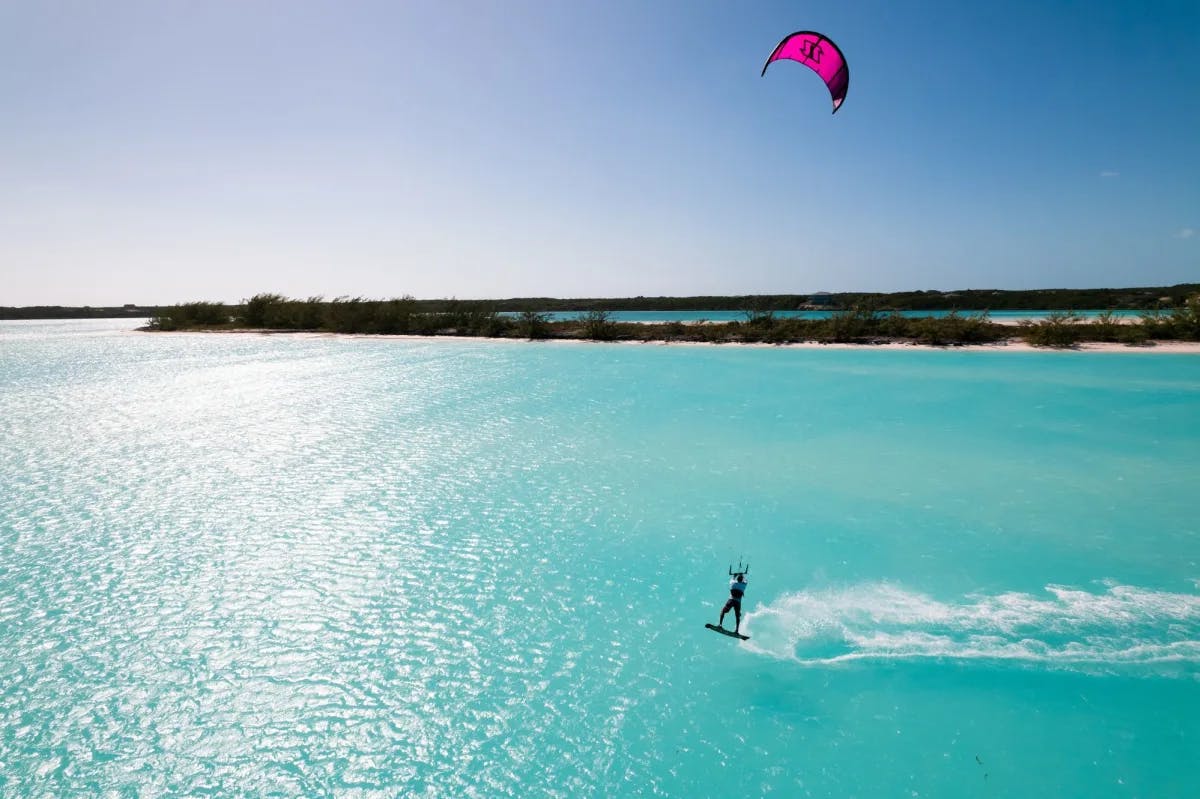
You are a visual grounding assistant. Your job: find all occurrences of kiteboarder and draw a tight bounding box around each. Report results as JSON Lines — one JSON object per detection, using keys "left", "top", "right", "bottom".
{"left": 718, "top": 572, "right": 748, "bottom": 634}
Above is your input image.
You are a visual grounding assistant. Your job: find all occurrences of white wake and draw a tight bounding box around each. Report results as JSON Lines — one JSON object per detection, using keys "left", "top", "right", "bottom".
{"left": 741, "top": 581, "right": 1200, "bottom": 674}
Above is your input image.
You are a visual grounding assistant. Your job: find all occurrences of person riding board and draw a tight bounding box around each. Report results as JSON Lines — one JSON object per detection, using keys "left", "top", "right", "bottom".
{"left": 719, "top": 572, "right": 748, "bottom": 634}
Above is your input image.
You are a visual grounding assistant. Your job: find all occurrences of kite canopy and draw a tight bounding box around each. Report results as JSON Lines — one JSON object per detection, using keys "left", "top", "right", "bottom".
{"left": 761, "top": 31, "right": 849, "bottom": 113}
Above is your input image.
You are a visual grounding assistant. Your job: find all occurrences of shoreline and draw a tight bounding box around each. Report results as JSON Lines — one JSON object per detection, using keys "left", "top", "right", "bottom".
{"left": 136, "top": 328, "right": 1200, "bottom": 354}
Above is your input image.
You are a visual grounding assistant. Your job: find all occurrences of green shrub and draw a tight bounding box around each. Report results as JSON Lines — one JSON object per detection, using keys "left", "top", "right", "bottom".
{"left": 240, "top": 293, "right": 285, "bottom": 327}
{"left": 1084, "top": 310, "right": 1123, "bottom": 343}
{"left": 149, "top": 301, "right": 229, "bottom": 330}
{"left": 516, "top": 310, "right": 550, "bottom": 340}
{"left": 878, "top": 311, "right": 910, "bottom": 339}
{"left": 1117, "top": 324, "right": 1151, "bottom": 346}
{"left": 1019, "top": 312, "right": 1083, "bottom": 348}
{"left": 820, "top": 305, "right": 876, "bottom": 342}
{"left": 661, "top": 320, "right": 686, "bottom": 341}
{"left": 1168, "top": 295, "right": 1200, "bottom": 340}
{"left": 580, "top": 309, "right": 617, "bottom": 341}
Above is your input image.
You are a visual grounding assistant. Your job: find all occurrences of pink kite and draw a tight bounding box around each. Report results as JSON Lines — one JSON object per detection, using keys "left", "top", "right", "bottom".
{"left": 761, "top": 31, "right": 849, "bottom": 113}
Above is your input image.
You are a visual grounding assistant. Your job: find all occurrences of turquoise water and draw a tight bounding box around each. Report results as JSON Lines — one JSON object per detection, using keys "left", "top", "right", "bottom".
{"left": 2, "top": 319, "right": 1198, "bottom": 797}
{"left": 522, "top": 309, "right": 1146, "bottom": 323}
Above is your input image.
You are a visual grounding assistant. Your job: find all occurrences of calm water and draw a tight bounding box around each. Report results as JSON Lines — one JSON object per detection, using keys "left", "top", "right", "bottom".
{"left": 2, "top": 319, "right": 1198, "bottom": 797}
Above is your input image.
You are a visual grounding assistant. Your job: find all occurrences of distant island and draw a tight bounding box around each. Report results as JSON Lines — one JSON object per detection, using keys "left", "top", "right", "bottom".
{"left": 5, "top": 283, "right": 1199, "bottom": 320}
{"left": 0, "top": 303, "right": 159, "bottom": 320}
{"left": 6, "top": 286, "right": 1199, "bottom": 347}
{"left": 132, "top": 289, "right": 1200, "bottom": 349}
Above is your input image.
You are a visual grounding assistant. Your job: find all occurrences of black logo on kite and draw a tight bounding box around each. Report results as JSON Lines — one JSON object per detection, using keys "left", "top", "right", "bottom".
{"left": 800, "top": 41, "right": 823, "bottom": 63}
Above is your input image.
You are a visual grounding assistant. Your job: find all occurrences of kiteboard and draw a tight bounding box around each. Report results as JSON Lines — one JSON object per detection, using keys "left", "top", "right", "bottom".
{"left": 705, "top": 623, "right": 749, "bottom": 641}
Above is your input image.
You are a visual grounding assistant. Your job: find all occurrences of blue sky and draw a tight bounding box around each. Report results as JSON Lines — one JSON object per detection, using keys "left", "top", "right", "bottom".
{"left": 1, "top": 0, "right": 1197, "bottom": 304}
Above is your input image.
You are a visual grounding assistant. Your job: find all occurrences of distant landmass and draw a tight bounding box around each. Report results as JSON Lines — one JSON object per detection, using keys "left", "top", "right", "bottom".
{"left": 3, "top": 284, "right": 1199, "bottom": 320}
{"left": 463, "top": 284, "right": 1200, "bottom": 313}
{"left": 0, "top": 304, "right": 159, "bottom": 320}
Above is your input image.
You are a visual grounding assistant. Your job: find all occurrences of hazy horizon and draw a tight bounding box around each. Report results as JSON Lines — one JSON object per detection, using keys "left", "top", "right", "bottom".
{"left": 3, "top": 1, "right": 1197, "bottom": 305}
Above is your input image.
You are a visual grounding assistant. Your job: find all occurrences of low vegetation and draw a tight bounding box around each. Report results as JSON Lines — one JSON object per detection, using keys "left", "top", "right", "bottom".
{"left": 144, "top": 292, "right": 1200, "bottom": 348}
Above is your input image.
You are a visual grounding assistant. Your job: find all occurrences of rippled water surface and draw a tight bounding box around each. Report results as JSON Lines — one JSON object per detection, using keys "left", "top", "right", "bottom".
{"left": 2, "top": 319, "right": 1198, "bottom": 797}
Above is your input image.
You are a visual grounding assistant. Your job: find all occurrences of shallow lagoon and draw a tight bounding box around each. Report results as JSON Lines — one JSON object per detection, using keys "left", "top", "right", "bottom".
{"left": 2, "top": 320, "right": 1198, "bottom": 797}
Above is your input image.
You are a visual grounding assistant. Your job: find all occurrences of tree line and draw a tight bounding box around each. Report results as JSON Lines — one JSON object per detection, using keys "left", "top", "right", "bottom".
{"left": 145, "top": 293, "right": 1200, "bottom": 347}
